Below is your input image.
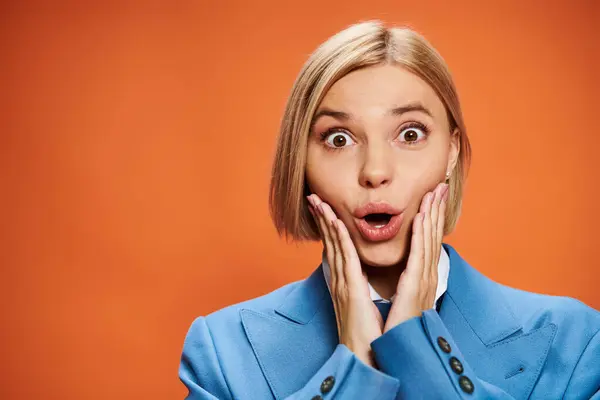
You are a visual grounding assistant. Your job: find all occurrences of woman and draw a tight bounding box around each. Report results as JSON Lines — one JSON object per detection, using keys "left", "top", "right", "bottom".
{"left": 179, "top": 21, "right": 599, "bottom": 399}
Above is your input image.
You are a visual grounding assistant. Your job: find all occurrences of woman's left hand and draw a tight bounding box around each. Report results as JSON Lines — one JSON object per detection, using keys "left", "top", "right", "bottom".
{"left": 384, "top": 182, "right": 449, "bottom": 333}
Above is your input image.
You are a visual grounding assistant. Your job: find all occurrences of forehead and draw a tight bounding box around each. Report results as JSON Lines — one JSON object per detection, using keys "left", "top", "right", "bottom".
{"left": 318, "top": 64, "right": 446, "bottom": 120}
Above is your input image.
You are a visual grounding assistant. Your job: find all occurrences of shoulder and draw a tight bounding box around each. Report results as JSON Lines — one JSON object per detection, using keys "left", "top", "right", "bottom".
{"left": 179, "top": 276, "right": 311, "bottom": 398}
{"left": 445, "top": 244, "right": 600, "bottom": 337}
{"left": 493, "top": 281, "right": 600, "bottom": 358}
{"left": 185, "top": 276, "right": 304, "bottom": 339}
{"left": 499, "top": 283, "right": 600, "bottom": 332}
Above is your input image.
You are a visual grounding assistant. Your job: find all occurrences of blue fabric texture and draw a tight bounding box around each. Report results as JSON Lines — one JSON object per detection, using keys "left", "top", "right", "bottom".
{"left": 179, "top": 244, "right": 600, "bottom": 399}
{"left": 375, "top": 301, "right": 392, "bottom": 323}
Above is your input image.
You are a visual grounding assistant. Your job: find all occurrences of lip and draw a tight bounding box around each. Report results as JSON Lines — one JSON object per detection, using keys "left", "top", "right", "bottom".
{"left": 353, "top": 202, "right": 404, "bottom": 242}
{"left": 353, "top": 202, "right": 403, "bottom": 219}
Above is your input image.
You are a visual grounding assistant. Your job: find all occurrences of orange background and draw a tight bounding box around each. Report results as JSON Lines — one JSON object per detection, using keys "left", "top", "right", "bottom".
{"left": 2, "top": 1, "right": 599, "bottom": 399}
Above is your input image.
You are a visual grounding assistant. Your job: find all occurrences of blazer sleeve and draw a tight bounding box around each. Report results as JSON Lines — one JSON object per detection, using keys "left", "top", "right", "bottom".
{"left": 563, "top": 328, "right": 600, "bottom": 400}
{"left": 281, "top": 344, "right": 399, "bottom": 399}
{"left": 179, "top": 317, "right": 400, "bottom": 400}
{"left": 371, "top": 309, "right": 516, "bottom": 399}
{"left": 179, "top": 317, "right": 233, "bottom": 399}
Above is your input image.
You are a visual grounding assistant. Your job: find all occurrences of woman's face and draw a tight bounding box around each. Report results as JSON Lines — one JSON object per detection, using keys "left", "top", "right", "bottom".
{"left": 306, "top": 64, "right": 459, "bottom": 267}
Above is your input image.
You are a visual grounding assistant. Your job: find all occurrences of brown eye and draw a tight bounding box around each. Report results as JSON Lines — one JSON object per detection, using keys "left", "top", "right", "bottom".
{"left": 404, "top": 129, "right": 418, "bottom": 142}
{"left": 325, "top": 132, "right": 355, "bottom": 148}
{"left": 398, "top": 126, "right": 426, "bottom": 144}
{"left": 333, "top": 135, "right": 346, "bottom": 147}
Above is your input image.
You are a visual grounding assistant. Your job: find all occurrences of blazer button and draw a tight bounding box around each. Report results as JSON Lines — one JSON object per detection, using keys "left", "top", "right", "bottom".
{"left": 320, "top": 376, "right": 335, "bottom": 393}
{"left": 449, "top": 356, "right": 464, "bottom": 374}
{"left": 311, "top": 396, "right": 323, "bottom": 400}
{"left": 459, "top": 376, "right": 474, "bottom": 394}
{"left": 437, "top": 336, "right": 451, "bottom": 353}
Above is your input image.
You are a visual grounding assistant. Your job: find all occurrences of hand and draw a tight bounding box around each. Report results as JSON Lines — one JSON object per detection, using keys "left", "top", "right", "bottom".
{"left": 384, "top": 182, "right": 449, "bottom": 333}
{"left": 306, "top": 194, "right": 383, "bottom": 368}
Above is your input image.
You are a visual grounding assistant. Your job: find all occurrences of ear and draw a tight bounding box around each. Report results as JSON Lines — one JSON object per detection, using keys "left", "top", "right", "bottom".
{"left": 447, "top": 128, "right": 460, "bottom": 175}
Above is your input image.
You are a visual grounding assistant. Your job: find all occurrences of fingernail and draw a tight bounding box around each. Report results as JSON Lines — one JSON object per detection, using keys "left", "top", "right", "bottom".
{"left": 306, "top": 195, "right": 314, "bottom": 207}
{"left": 443, "top": 186, "right": 449, "bottom": 201}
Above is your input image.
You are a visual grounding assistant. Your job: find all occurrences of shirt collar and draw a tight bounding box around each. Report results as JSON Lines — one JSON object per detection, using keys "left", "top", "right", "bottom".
{"left": 322, "top": 246, "right": 450, "bottom": 308}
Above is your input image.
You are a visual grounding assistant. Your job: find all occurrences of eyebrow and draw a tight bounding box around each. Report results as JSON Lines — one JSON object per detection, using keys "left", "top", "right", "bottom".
{"left": 311, "top": 102, "right": 433, "bottom": 127}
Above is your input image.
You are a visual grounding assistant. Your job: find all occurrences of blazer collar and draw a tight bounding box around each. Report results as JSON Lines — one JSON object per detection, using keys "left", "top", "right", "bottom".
{"left": 443, "top": 243, "right": 522, "bottom": 345}
{"left": 274, "top": 264, "right": 330, "bottom": 325}
{"left": 274, "top": 243, "right": 523, "bottom": 344}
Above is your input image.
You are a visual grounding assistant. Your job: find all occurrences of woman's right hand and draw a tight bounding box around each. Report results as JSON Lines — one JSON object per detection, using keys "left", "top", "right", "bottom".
{"left": 307, "top": 194, "right": 384, "bottom": 368}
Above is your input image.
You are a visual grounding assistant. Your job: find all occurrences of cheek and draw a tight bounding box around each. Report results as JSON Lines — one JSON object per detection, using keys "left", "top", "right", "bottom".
{"left": 399, "top": 161, "right": 446, "bottom": 211}
{"left": 305, "top": 162, "right": 354, "bottom": 210}
{"left": 415, "top": 163, "right": 445, "bottom": 189}
{"left": 408, "top": 145, "right": 448, "bottom": 179}
{"left": 406, "top": 143, "right": 448, "bottom": 181}
{"left": 305, "top": 143, "right": 357, "bottom": 206}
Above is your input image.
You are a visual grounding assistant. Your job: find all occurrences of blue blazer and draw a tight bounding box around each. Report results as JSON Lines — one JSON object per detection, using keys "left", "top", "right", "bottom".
{"left": 179, "top": 244, "right": 600, "bottom": 399}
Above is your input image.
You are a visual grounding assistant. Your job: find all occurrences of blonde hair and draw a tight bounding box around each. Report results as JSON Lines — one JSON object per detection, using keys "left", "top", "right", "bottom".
{"left": 269, "top": 20, "right": 471, "bottom": 241}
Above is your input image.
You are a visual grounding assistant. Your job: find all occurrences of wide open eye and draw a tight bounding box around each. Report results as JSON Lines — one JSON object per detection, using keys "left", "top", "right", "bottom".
{"left": 324, "top": 131, "right": 355, "bottom": 149}
{"left": 398, "top": 124, "right": 427, "bottom": 144}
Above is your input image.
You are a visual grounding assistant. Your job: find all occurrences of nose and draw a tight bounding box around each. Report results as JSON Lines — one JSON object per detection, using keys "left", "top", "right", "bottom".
{"left": 358, "top": 142, "right": 393, "bottom": 189}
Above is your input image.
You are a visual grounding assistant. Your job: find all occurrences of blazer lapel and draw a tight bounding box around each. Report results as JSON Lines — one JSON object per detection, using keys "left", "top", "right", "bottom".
{"left": 441, "top": 244, "right": 557, "bottom": 399}
{"left": 240, "top": 266, "right": 339, "bottom": 400}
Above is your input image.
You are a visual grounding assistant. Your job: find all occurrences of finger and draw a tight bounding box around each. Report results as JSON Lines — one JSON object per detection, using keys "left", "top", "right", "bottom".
{"left": 328, "top": 217, "right": 346, "bottom": 278}
{"left": 430, "top": 186, "right": 441, "bottom": 243}
{"left": 308, "top": 196, "right": 341, "bottom": 297}
{"left": 432, "top": 184, "right": 447, "bottom": 277}
{"left": 307, "top": 195, "right": 326, "bottom": 242}
{"left": 405, "top": 212, "right": 424, "bottom": 280}
{"left": 324, "top": 215, "right": 344, "bottom": 336}
{"left": 390, "top": 214, "right": 423, "bottom": 324}
{"left": 310, "top": 196, "right": 345, "bottom": 334}
{"left": 307, "top": 195, "right": 326, "bottom": 247}
{"left": 437, "top": 185, "right": 448, "bottom": 245}
{"left": 318, "top": 202, "right": 344, "bottom": 289}
{"left": 429, "top": 187, "right": 439, "bottom": 280}
{"left": 308, "top": 196, "right": 334, "bottom": 280}
{"left": 333, "top": 219, "right": 364, "bottom": 291}
{"left": 311, "top": 197, "right": 338, "bottom": 286}
{"left": 421, "top": 192, "right": 433, "bottom": 281}
{"left": 314, "top": 199, "right": 347, "bottom": 297}
{"left": 429, "top": 184, "right": 444, "bottom": 280}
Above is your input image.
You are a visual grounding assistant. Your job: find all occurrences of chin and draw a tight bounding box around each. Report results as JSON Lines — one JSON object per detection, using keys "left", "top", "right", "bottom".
{"left": 355, "top": 235, "right": 410, "bottom": 267}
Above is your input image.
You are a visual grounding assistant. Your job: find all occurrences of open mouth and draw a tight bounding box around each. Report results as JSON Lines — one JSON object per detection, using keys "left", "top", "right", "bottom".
{"left": 354, "top": 202, "right": 404, "bottom": 242}
{"left": 363, "top": 213, "right": 393, "bottom": 228}
{"left": 356, "top": 212, "right": 403, "bottom": 242}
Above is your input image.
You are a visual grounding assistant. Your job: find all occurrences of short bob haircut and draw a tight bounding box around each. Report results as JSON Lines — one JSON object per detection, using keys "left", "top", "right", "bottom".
{"left": 269, "top": 20, "right": 471, "bottom": 241}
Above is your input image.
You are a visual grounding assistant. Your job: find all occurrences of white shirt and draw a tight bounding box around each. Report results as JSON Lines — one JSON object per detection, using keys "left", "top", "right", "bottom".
{"left": 322, "top": 247, "right": 450, "bottom": 308}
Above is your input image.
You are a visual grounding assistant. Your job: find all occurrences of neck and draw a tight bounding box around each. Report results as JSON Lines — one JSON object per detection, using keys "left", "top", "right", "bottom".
{"left": 362, "top": 259, "right": 407, "bottom": 300}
